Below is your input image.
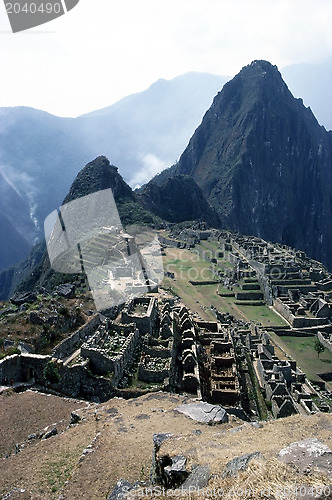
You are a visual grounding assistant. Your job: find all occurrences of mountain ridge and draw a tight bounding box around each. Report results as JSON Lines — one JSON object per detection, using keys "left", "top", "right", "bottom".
{"left": 0, "top": 72, "right": 229, "bottom": 272}
{"left": 164, "top": 60, "right": 332, "bottom": 269}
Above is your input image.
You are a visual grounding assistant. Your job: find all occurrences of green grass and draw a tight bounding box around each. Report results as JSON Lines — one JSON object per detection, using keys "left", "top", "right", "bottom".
{"left": 162, "top": 248, "right": 288, "bottom": 327}
{"left": 42, "top": 454, "right": 75, "bottom": 495}
{"left": 217, "top": 285, "right": 241, "bottom": 294}
{"left": 196, "top": 241, "right": 234, "bottom": 270}
{"left": 268, "top": 333, "right": 332, "bottom": 389}
{"left": 128, "top": 369, "right": 162, "bottom": 390}
{"left": 235, "top": 305, "right": 287, "bottom": 327}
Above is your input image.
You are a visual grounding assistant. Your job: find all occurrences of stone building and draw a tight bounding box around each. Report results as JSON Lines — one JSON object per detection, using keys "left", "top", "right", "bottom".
{"left": 80, "top": 321, "right": 140, "bottom": 386}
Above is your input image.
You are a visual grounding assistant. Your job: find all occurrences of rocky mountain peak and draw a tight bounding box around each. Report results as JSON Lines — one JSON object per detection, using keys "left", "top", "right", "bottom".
{"left": 63, "top": 156, "right": 135, "bottom": 205}
{"left": 169, "top": 60, "right": 332, "bottom": 268}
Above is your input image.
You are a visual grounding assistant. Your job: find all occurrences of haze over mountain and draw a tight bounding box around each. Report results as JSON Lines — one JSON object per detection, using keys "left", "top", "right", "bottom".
{"left": 158, "top": 60, "right": 332, "bottom": 269}
{"left": 0, "top": 156, "right": 218, "bottom": 299}
{"left": 0, "top": 72, "right": 228, "bottom": 271}
{"left": 282, "top": 58, "right": 332, "bottom": 132}
{"left": 2, "top": 60, "right": 332, "bottom": 274}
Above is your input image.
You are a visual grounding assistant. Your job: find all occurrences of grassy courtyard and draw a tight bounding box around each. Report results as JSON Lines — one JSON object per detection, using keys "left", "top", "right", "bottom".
{"left": 268, "top": 332, "right": 332, "bottom": 390}
{"left": 161, "top": 246, "right": 287, "bottom": 327}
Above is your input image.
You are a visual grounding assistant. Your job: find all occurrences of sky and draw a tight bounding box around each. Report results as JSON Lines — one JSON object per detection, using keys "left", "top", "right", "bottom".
{"left": 1, "top": 0, "right": 332, "bottom": 117}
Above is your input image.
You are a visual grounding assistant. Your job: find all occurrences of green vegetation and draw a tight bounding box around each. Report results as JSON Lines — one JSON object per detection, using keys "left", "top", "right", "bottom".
{"left": 245, "top": 352, "right": 269, "bottom": 420}
{"left": 268, "top": 333, "right": 332, "bottom": 389}
{"left": 234, "top": 304, "right": 287, "bottom": 327}
{"left": 314, "top": 338, "right": 326, "bottom": 358}
{"left": 265, "top": 400, "right": 272, "bottom": 411}
{"left": 162, "top": 246, "right": 287, "bottom": 326}
{"left": 118, "top": 200, "right": 163, "bottom": 227}
{"left": 132, "top": 304, "right": 148, "bottom": 315}
{"left": 42, "top": 454, "right": 76, "bottom": 495}
{"left": 128, "top": 373, "right": 162, "bottom": 390}
{"left": 59, "top": 306, "right": 69, "bottom": 316}
{"left": 43, "top": 361, "right": 61, "bottom": 384}
{"left": 0, "top": 345, "right": 21, "bottom": 360}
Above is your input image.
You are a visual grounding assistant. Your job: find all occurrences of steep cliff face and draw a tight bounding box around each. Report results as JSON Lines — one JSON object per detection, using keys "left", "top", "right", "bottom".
{"left": 62, "top": 156, "right": 164, "bottom": 228}
{"left": 173, "top": 60, "right": 332, "bottom": 268}
{"left": 138, "top": 175, "right": 220, "bottom": 226}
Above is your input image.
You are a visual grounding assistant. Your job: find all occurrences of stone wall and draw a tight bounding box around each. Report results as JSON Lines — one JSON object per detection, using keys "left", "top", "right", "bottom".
{"left": 143, "top": 345, "right": 171, "bottom": 359}
{"left": 317, "top": 332, "right": 332, "bottom": 353}
{"left": 272, "top": 397, "right": 297, "bottom": 419}
{"left": 189, "top": 280, "right": 219, "bottom": 286}
{"left": 81, "top": 327, "right": 140, "bottom": 385}
{"left": 158, "top": 235, "right": 181, "bottom": 248}
{"left": 137, "top": 358, "right": 170, "bottom": 383}
{"left": 236, "top": 291, "right": 264, "bottom": 301}
{"left": 53, "top": 361, "right": 118, "bottom": 402}
{"left": 53, "top": 314, "right": 102, "bottom": 359}
{"left": 121, "top": 297, "right": 158, "bottom": 335}
{"left": 273, "top": 298, "right": 329, "bottom": 327}
{"left": 195, "top": 321, "right": 219, "bottom": 332}
{"left": 0, "top": 354, "right": 50, "bottom": 385}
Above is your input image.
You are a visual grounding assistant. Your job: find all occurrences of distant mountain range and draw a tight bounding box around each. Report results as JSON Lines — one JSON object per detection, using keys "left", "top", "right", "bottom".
{"left": 1, "top": 59, "right": 332, "bottom": 275}
{"left": 0, "top": 72, "right": 228, "bottom": 271}
{"left": 282, "top": 58, "right": 332, "bottom": 132}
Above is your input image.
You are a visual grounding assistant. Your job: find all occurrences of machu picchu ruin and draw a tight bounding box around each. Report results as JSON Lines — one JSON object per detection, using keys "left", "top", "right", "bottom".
{"left": 1, "top": 226, "right": 331, "bottom": 422}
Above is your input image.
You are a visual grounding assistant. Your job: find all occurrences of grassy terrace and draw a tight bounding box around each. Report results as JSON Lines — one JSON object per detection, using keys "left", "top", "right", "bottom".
{"left": 268, "top": 332, "right": 332, "bottom": 391}
{"left": 161, "top": 245, "right": 286, "bottom": 327}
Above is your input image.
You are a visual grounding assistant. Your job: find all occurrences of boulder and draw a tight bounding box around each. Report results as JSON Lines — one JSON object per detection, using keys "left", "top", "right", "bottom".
{"left": 0, "top": 308, "right": 17, "bottom": 316}
{"left": 69, "top": 411, "right": 81, "bottom": 425}
{"left": 42, "top": 427, "right": 58, "bottom": 440}
{"left": 17, "top": 342, "right": 34, "bottom": 354}
{"left": 222, "top": 452, "right": 264, "bottom": 478}
{"left": 28, "top": 433, "right": 38, "bottom": 440}
{"left": 150, "top": 433, "right": 173, "bottom": 485}
{"left": 175, "top": 402, "right": 228, "bottom": 424}
{"left": 278, "top": 438, "right": 332, "bottom": 480}
{"left": 10, "top": 292, "right": 37, "bottom": 306}
{"left": 182, "top": 466, "right": 211, "bottom": 489}
{"left": 153, "top": 433, "right": 173, "bottom": 448}
{"left": 55, "top": 284, "right": 75, "bottom": 299}
{"left": 164, "top": 455, "right": 188, "bottom": 486}
{"left": 4, "top": 339, "right": 15, "bottom": 349}
{"left": 108, "top": 479, "right": 133, "bottom": 500}
{"left": 29, "top": 311, "right": 44, "bottom": 325}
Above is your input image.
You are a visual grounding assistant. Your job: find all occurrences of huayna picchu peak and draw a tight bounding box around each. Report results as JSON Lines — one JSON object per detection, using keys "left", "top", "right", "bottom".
{"left": 156, "top": 60, "right": 332, "bottom": 269}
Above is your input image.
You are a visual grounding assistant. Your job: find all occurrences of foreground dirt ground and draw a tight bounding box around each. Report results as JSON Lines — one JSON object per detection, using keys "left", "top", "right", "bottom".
{"left": 0, "top": 389, "right": 331, "bottom": 499}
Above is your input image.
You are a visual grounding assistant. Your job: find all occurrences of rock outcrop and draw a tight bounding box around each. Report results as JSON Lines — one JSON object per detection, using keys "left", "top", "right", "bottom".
{"left": 138, "top": 175, "right": 220, "bottom": 226}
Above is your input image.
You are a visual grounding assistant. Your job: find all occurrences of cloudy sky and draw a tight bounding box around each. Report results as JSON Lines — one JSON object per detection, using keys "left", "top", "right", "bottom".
{"left": 1, "top": 0, "right": 332, "bottom": 117}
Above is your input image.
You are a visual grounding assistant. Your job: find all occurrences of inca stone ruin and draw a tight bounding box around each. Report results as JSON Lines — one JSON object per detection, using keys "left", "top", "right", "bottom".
{"left": 1, "top": 228, "right": 331, "bottom": 419}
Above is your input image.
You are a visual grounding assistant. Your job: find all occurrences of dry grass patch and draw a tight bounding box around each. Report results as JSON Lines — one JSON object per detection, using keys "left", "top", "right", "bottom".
{"left": 1, "top": 392, "right": 331, "bottom": 499}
